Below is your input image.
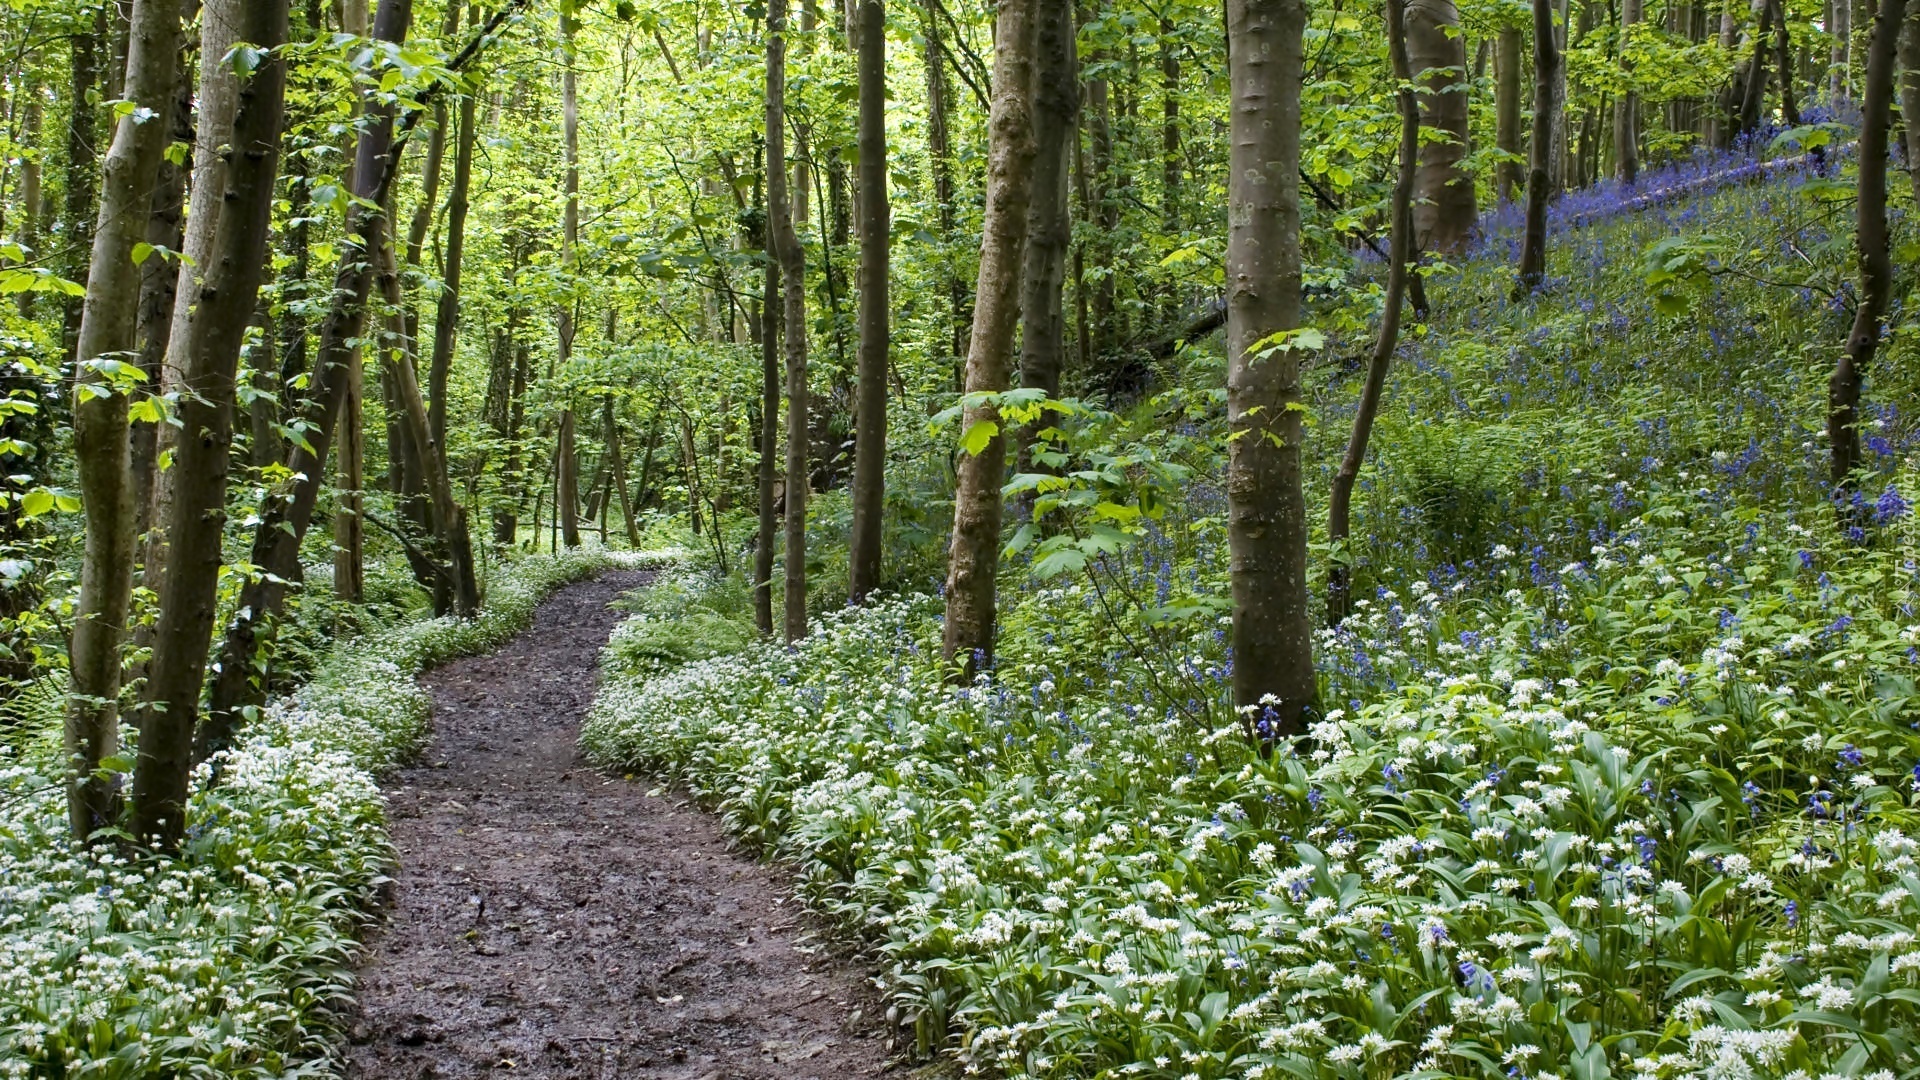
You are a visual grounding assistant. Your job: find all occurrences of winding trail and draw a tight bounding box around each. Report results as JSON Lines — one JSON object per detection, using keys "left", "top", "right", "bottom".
{"left": 345, "top": 571, "right": 897, "bottom": 1080}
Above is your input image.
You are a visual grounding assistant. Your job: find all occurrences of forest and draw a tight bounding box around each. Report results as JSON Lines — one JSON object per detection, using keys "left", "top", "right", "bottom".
{"left": 1, "top": 0, "right": 1918, "bottom": 1074}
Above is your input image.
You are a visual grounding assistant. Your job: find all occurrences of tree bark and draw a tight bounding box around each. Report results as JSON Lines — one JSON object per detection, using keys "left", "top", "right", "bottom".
{"left": 1834, "top": 0, "right": 1853, "bottom": 102}
{"left": 15, "top": 94, "right": 40, "bottom": 318}
{"left": 1225, "top": 0, "right": 1314, "bottom": 738}
{"left": 1616, "top": 0, "right": 1641, "bottom": 183}
{"left": 61, "top": 5, "right": 105, "bottom": 362}
{"left": 922, "top": 0, "right": 964, "bottom": 375}
{"left": 1017, "top": 0, "right": 1077, "bottom": 493}
{"left": 768, "top": 0, "right": 811, "bottom": 642}
{"left": 65, "top": 0, "right": 183, "bottom": 841}
{"left": 426, "top": 10, "right": 476, "bottom": 451}
{"left": 129, "top": 46, "right": 195, "bottom": 560}
{"left": 131, "top": 0, "right": 287, "bottom": 849}
{"left": 1833, "top": 0, "right": 1899, "bottom": 496}
{"left": 942, "top": 0, "right": 1039, "bottom": 676}
{"left": 1496, "top": 25, "right": 1523, "bottom": 202}
{"left": 1902, "top": 0, "right": 1920, "bottom": 207}
{"left": 1159, "top": 14, "right": 1180, "bottom": 238}
{"left": 1516, "top": 0, "right": 1560, "bottom": 295}
{"left": 202, "top": 0, "right": 416, "bottom": 761}
{"left": 1330, "top": 0, "right": 1417, "bottom": 628}
{"left": 756, "top": 249, "right": 779, "bottom": 636}
{"left": 333, "top": 332, "right": 366, "bottom": 602}
{"left": 557, "top": 4, "right": 581, "bottom": 549}
{"left": 847, "top": 0, "right": 889, "bottom": 604}
{"left": 1770, "top": 0, "right": 1800, "bottom": 124}
{"left": 1408, "top": 0, "right": 1476, "bottom": 252}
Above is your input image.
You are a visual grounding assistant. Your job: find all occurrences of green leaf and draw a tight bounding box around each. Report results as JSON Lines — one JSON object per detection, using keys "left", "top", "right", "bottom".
{"left": 959, "top": 419, "right": 999, "bottom": 457}
{"left": 19, "top": 489, "right": 54, "bottom": 518}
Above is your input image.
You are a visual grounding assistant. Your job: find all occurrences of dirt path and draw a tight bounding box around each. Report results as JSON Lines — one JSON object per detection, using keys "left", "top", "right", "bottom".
{"left": 344, "top": 571, "right": 897, "bottom": 1080}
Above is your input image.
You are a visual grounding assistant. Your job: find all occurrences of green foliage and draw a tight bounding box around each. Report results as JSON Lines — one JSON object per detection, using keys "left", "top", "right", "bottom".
{"left": 606, "top": 564, "right": 758, "bottom": 680}
{"left": 0, "top": 550, "right": 646, "bottom": 1075}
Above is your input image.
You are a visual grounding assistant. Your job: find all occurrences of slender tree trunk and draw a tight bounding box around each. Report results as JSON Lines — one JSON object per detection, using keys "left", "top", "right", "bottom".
{"left": 1496, "top": 25, "right": 1524, "bottom": 202}
{"left": 131, "top": 0, "right": 287, "bottom": 849}
{"left": 557, "top": 5, "right": 581, "bottom": 549}
{"left": 1330, "top": 0, "right": 1417, "bottom": 628}
{"left": 15, "top": 95, "right": 40, "bottom": 319}
{"left": 756, "top": 251, "right": 779, "bottom": 636}
{"left": 768, "top": 0, "right": 811, "bottom": 642}
{"left": 130, "top": 45, "right": 194, "bottom": 560}
{"left": 847, "top": 0, "right": 889, "bottom": 603}
{"left": 202, "top": 0, "right": 416, "bottom": 760}
{"left": 1833, "top": 0, "right": 1899, "bottom": 496}
{"left": 1017, "top": 0, "right": 1077, "bottom": 494}
{"left": 1159, "top": 15, "right": 1180, "bottom": 239}
{"left": 923, "top": 0, "right": 964, "bottom": 375}
{"left": 65, "top": 0, "right": 184, "bottom": 841}
{"left": 1225, "top": 0, "right": 1314, "bottom": 738}
{"left": 427, "top": 18, "right": 477, "bottom": 451}
{"left": 1901, "top": 0, "right": 1920, "bottom": 205}
{"left": 1834, "top": 0, "right": 1853, "bottom": 101}
{"left": 61, "top": 5, "right": 105, "bottom": 362}
{"left": 1617, "top": 0, "right": 1641, "bottom": 182}
{"left": 1548, "top": 0, "right": 1570, "bottom": 187}
{"left": 942, "top": 0, "right": 1039, "bottom": 676}
{"left": 1408, "top": 0, "right": 1476, "bottom": 251}
{"left": 333, "top": 338, "right": 366, "bottom": 602}
{"left": 1517, "top": 0, "right": 1560, "bottom": 295}
{"left": 607, "top": 400, "right": 638, "bottom": 545}
{"left": 1087, "top": 58, "right": 1116, "bottom": 361}
{"left": 1770, "top": 0, "right": 1800, "bottom": 123}
{"left": 1733, "top": 0, "right": 1772, "bottom": 140}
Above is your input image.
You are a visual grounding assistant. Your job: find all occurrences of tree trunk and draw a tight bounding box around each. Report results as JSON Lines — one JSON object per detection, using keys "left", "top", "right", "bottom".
{"left": 1834, "top": 0, "right": 1853, "bottom": 102}
{"left": 65, "top": 0, "right": 184, "bottom": 842}
{"left": 129, "top": 47, "right": 194, "bottom": 561}
{"left": 1159, "top": 15, "right": 1180, "bottom": 238}
{"left": 1017, "top": 0, "right": 1077, "bottom": 493}
{"left": 15, "top": 94, "right": 40, "bottom": 319}
{"left": 1833, "top": 0, "right": 1899, "bottom": 497}
{"left": 1902, "top": 0, "right": 1920, "bottom": 206}
{"left": 606, "top": 399, "right": 639, "bottom": 545}
{"left": 557, "top": 5, "right": 581, "bottom": 549}
{"left": 1770, "top": 0, "right": 1800, "bottom": 124}
{"left": 1087, "top": 57, "right": 1116, "bottom": 361}
{"left": 1617, "top": 0, "right": 1641, "bottom": 182}
{"left": 1548, "top": 0, "right": 1569, "bottom": 188}
{"left": 1732, "top": 0, "right": 1772, "bottom": 141}
{"left": 756, "top": 252, "right": 779, "bottom": 636}
{"left": 942, "top": 0, "right": 1039, "bottom": 676}
{"left": 202, "top": 0, "right": 416, "bottom": 761}
{"left": 333, "top": 336, "right": 366, "bottom": 602}
{"left": 1330, "top": 0, "right": 1417, "bottom": 628}
{"left": 61, "top": 5, "right": 105, "bottom": 362}
{"left": 427, "top": 14, "right": 477, "bottom": 451}
{"left": 131, "top": 0, "right": 287, "bottom": 849}
{"left": 1516, "top": 0, "right": 1560, "bottom": 295}
{"left": 1408, "top": 0, "right": 1476, "bottom": 252}
{"left": 1224, "top": 0, "right": 1314, "bottom": 738}
{"left": 922, "top": 0, "right": 964, "bottom": 375}
{"left": 767, "top": 0, "right": 811, "bottom": 642}
{"left": 847, "top": 0, "right": 889, "bottom": 604}
{"left": 1496, "top": 25, "right": 1523, "bottom": 202}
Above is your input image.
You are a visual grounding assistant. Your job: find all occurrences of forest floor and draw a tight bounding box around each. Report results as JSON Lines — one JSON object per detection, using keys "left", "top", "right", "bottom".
{"left": 342, "top": 570, "right": 901, "bottom": 1080}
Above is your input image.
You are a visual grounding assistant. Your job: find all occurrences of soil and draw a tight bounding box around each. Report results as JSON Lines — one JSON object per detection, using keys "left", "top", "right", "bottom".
{"left": 344, "top": 570, "right": 901, "bottom": 1080}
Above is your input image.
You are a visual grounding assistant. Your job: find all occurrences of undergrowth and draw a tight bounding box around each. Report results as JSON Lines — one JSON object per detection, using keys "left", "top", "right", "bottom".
{"left": 0, "top": 547, "right": 663, "bottom": 1077}
{"left": 583, "top": 148, "right": 1920, "bottom": 1080}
